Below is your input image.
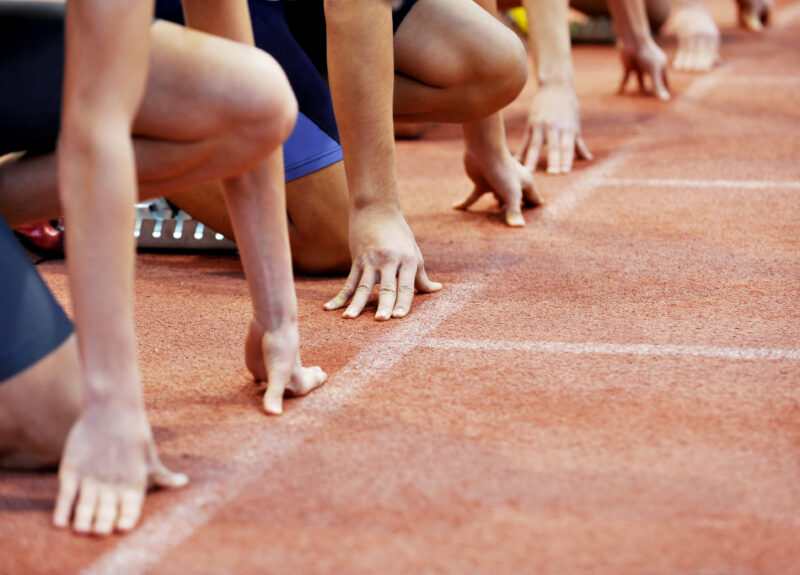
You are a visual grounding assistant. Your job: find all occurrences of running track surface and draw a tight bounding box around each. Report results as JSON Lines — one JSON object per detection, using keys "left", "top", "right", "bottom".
{"left": 2, "top": 2, "right": 799, "bottom": 573}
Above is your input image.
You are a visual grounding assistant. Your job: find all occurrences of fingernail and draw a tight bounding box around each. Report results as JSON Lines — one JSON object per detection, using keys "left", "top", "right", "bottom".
{"left": 393, "top": 308, "right": 405, "bottom": 317}
{"left": 265, "top": 399, "right": 283, "bottom": 415}
{"left": 375, "top": 312, "right": 390, "bottom": 321}
{"left": 171, "top": 473, "right": 189, "bottom": 487}
{"left": 547, "top": 166, "right": 559, "bottom": 175}
{"left": 507, "top": 214, "right": 526, "bottom": 227}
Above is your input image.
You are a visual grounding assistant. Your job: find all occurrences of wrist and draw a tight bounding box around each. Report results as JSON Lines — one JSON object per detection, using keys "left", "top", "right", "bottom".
{"left": 83, "top": 397, "right": 150, "bottom": 437}
{"left": 83, "top": 369, "right": 145, "bottom": 411}
{"left": 350, "top": 193, "right": 402, "bottom": 216}
{"left": 536, "top": 69, "right": 575, "bottom": 89}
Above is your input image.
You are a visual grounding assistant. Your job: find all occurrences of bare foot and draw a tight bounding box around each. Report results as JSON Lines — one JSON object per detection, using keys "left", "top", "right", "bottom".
{"left": 245, "top": 317, "right": 327, "bottom": 415}
{"left": 669, "top": 3, "right": 721, "bottom": 72}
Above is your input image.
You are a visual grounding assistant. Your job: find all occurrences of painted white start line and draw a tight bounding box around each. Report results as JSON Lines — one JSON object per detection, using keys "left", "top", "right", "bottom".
{"left": 80, "top": 284, "right": 483, "bottom": 575}
{"left": 601, "top": 178, "right": 800, "bottom": 191}
{"left": 714, "top": 76, "right": 800, "bottom": 86}
{"left": 424, "top": 337, "right": 800, "bottom": 362}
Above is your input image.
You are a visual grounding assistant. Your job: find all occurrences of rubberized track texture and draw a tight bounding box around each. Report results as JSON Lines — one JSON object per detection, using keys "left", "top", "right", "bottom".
{"left": 1, "top": 1, "right": 799, "bottom": 573}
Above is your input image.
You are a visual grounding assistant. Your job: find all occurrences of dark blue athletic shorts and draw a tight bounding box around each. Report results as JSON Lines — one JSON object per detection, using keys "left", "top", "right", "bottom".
{"left": 155, "top": 0, "right": 420, "bottom": 181}
{"left": 0, "top": 1, "right": 73, "bottom": 384}
{"left": 0, "top": 1, "right": 65, "bottom": 157}
{"left": 0, "top": 216, "right": 73, "bottom": 383}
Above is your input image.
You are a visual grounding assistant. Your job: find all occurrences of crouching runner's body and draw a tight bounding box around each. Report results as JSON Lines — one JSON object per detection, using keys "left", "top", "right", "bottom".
{"left": 0, "top": 0, "right": 325, "bottom": 537}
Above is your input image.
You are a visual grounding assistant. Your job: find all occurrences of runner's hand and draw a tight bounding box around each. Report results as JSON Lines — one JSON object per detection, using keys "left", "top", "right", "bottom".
{"left": 618, "top": 39, "right": 671, "bottom": 100}
{"left": 324, "top": 206, "right": 441, "bottom": 320}
{"left": 246, "top": 317, "right": 328, "bottom": 415}
{"left": 670, "top": 3, "right": 721, "bottom": 72}
{"left": 454, "top": 148, "right": 543, "bottom": 227}
{"left": 518, "top": 83, "right": 593, "bottom": 175}
{"left": 53, "top": 405, "right": 187, "bottom": 536}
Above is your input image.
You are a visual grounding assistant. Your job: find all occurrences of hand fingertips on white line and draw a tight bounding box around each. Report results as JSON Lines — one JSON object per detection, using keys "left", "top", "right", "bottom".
{"left": 53, "top": 473, "right": 79, "bottom": 528}
{"left": 73, "top": 480, "right": 99, "bottom": 533}
{"left": 116, "top": 489, "right": 144, "bottom": 532}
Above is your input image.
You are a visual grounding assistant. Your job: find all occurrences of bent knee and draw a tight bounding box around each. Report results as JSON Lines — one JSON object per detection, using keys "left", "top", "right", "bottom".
{"left": 230, "top": 51, "right": 298, "bottom": 161}
{"left": 474, "top": 28, "right": 527, "bottom": 112}
{"left": 455, "top": 25, "right": 527, "bottom": 121}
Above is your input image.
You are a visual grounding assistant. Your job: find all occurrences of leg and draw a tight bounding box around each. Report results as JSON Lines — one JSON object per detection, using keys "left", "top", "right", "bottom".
{"left": 156, "top": 0, "right": 351, "bottom": 275}
{"left": 0, "top": 336, "right": 82, "bottom": 470}
{"left": 167, "top": 161, "right": 351, "bottom": 275}
{"left": 0, "top": 213, "right": 80, "bottom": 470}
{"left": 392, "top": 0, "right": 528, "bottom": 123}
{"left": 0, "top": 20, "right": 295, "bottom": 226}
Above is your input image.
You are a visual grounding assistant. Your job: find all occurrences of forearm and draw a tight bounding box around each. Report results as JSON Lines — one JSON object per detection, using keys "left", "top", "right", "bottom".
{"left": 59, "top": 133, "right": 141, "bottom": 407}
{"left": 462, "top": 114, "right": 509, "bottom": 159}
{"left": 325, "top": 0, "right": 399, "bottom": 212}
{"left": 59, "top": 0, "right": 153, "bottom": 408}
{"left": 223, "top": 153, "right": 297, "bottom": 330}
{"left": 607, "top": 0, "right": 652, "bottom": 46}
{"left": 524, "top": 0, "right": 575, "bottom": 86}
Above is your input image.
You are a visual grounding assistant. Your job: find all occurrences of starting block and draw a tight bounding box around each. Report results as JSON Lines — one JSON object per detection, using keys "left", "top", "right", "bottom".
{"left": 134, "top": 200, "right": 236, "bottom": 252}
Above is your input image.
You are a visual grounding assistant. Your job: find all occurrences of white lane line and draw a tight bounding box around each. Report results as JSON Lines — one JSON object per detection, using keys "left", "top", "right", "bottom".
{"left": 601, "top": 178, "right": 800, "bottom": 191}
{"left": 80, "top": 285, "right": 482, "bottom": 575}
{"left": 714, "top": 76, "right": 800, "bottom": 86}
{"left": 543, "top": 35, "right": 737, "bottom": 224}
{"left": 424, "top": 337, "right": 800, "bottom": 362}
{"left": 542, "top": 152, "right": 633, "bottom": 224}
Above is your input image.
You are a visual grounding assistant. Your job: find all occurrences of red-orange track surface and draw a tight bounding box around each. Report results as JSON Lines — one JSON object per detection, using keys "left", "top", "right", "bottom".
{"left": 2, "top": 2, "right": 799, "bottom": 573}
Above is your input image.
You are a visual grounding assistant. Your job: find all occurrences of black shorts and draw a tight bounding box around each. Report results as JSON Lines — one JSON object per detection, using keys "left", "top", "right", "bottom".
{"left": 155, "top": 0, "right": 420, "bottom": 180}
{"left": 0, "top": 1, "right": 65, "bottom": 157}
{"left": 283, "top": 0, "right": 420, "bottom": 77}
{"left": 0, "top": 216, "right": 73, "bottom": 383}
{"left": 0, "top": 1, "right": 73, "bottom": 384}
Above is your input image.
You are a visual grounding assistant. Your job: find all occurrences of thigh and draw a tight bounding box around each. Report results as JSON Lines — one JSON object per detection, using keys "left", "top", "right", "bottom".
{"left": 393, "top": 0, "right": 519, "bottom": 88}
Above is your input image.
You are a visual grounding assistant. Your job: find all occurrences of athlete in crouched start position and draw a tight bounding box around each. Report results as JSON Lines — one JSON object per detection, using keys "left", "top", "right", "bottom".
{"left": 0, "top": 0, "right": 325, "bottom": 536}
{"left": 155, "top": 0, "right": 541, "bottom": 327}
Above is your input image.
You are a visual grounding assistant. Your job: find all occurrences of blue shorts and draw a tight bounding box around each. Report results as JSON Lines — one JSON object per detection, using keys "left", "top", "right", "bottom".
{"left": 156, "top": 0, "right": 421, "bottom": 181}
{"left": 0, "top": 217, "right": 73, "bottom": 383}
{"left": 283, "top": 0, "right": 420, "bottom": 77}
{"left": 156, "top": 0, "right": 344, "bottom": 182}
{"left": 0, "top": 2, "right": 74, "bottom": 383}
{"left": 0, "top": 1, "right": 65, "bottom": 157}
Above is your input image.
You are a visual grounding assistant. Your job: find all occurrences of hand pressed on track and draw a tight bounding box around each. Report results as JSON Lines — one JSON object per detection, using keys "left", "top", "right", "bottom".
{"left": 53, "top": 405, "right": 187, "bottom": 536}
{"left": 618, "top": 40, "right": 671, "bottom": 100}
{"left": 454, "top": 149, "right": 542, "bottom": 227}
{"left": 517, "top": 83, "right": 593, "bottom": 175}
{"left": 324, "top": 206, "right": 441, "bottom": 320}
{"left": 245, "top": 317, "right": 327, "bottom": 415}
{"left": 670, "top": 4, "right": 721, "bottom": 72}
